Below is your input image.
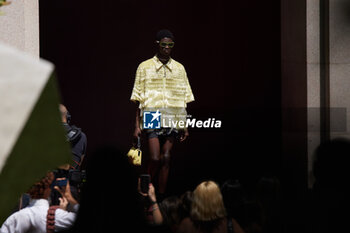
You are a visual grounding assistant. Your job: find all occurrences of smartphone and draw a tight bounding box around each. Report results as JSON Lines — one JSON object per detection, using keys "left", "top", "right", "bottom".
{"left": 55, "top": 179, "right": 67, "bottom": 187}
{"left": 140, "top": 174, "right": 151, "bottom": 193}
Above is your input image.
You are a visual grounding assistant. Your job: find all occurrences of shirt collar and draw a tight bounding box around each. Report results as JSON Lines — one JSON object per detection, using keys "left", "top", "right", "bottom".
{"left": 153, "top": 55, "right": 173, "bottom": 71}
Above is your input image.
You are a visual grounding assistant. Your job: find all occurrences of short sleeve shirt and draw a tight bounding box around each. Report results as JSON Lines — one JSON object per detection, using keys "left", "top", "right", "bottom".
{"left": 130, "top": 56, "right": 194, "bottom": 109}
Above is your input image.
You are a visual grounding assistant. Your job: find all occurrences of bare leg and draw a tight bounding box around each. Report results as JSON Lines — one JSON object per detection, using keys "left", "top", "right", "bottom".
{"left": 147, "top": 137, "right": 161, "bottom": 182}
{"left": 158, "top": 137, "right": 174, "bottom": 194}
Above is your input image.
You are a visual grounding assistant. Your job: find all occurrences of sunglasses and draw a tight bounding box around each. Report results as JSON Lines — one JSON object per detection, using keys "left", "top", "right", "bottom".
{"left": 157, "top": 41, "right": 175, "bottom": 48}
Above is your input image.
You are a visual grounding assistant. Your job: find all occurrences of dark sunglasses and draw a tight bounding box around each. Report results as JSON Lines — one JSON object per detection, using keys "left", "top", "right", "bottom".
{"left": 158, "top": 41, "right": 175, "bottom": 48}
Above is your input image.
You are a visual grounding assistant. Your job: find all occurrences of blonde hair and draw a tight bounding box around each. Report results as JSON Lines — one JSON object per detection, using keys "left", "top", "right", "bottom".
{"left": 190, "top": 180, "right": 227, "bottom": 222}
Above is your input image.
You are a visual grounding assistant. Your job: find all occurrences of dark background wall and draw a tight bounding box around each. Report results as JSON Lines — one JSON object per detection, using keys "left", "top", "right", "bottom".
{"left": 39, "top": 0, "right": 281, "bottom": 196}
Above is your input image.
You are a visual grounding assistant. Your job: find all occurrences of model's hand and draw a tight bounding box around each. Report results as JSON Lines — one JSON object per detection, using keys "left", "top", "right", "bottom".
{"left": 133, "top": 127, "right": 142, "bottom": 139}
{"left": 180, "top": 129, "right": 189, "bottom": 142}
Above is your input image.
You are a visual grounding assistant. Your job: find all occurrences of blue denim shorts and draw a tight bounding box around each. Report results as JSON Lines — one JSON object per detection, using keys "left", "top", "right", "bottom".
{"left": 145, "top": 128, "right": 179, "bottom": 139}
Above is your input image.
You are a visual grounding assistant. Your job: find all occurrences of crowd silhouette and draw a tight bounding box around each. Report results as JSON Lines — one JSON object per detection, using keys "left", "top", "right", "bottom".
{"left": 2, "top": 135, "right": 349, "bottom": 232}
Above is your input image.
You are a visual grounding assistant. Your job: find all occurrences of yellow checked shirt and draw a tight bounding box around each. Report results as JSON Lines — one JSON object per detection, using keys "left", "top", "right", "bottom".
{"left": 130, "top": 56, "right": 195, "bottom": 129}
{"left": 130, "top": 55, "right": 194, "bottom": 107}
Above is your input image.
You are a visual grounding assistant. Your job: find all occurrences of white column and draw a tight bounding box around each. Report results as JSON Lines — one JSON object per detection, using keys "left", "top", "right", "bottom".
{"left": 0, "top": 0, "right": 39, "bottom": 57}
{"left": 306, "top": 0, "right": 321, "bottom": 188}
{"left": 329, "top": 0, "right": 350, "bottom": 139}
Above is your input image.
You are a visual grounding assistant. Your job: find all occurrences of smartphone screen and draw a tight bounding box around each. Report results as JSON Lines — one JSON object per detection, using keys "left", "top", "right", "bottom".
{"left": 55, "top": 179, "right": 67, "bottom": 187}
{"left": 140, "top": 174, "right": 151, "bottom": 193}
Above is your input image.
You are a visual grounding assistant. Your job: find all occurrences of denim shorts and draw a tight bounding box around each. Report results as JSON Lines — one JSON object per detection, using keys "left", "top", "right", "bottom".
{"left": 145, "top": 128, "right": 179, "bottom": 139}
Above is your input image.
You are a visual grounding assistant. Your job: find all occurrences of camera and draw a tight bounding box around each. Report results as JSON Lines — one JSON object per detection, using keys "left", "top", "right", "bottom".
{"left": 68, "top": 169, "right": 87, "bottom": 187}
{"left": 51, "top": 169, "right": 87, "bottom": 205}
{"left": 52, "top": 169, "right": 87, "bottom": 186}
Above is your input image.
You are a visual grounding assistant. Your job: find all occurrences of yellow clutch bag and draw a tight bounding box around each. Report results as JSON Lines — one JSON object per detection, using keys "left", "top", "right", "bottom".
{"left": 127, "top": 136, "right": 142, "bottom": 166}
